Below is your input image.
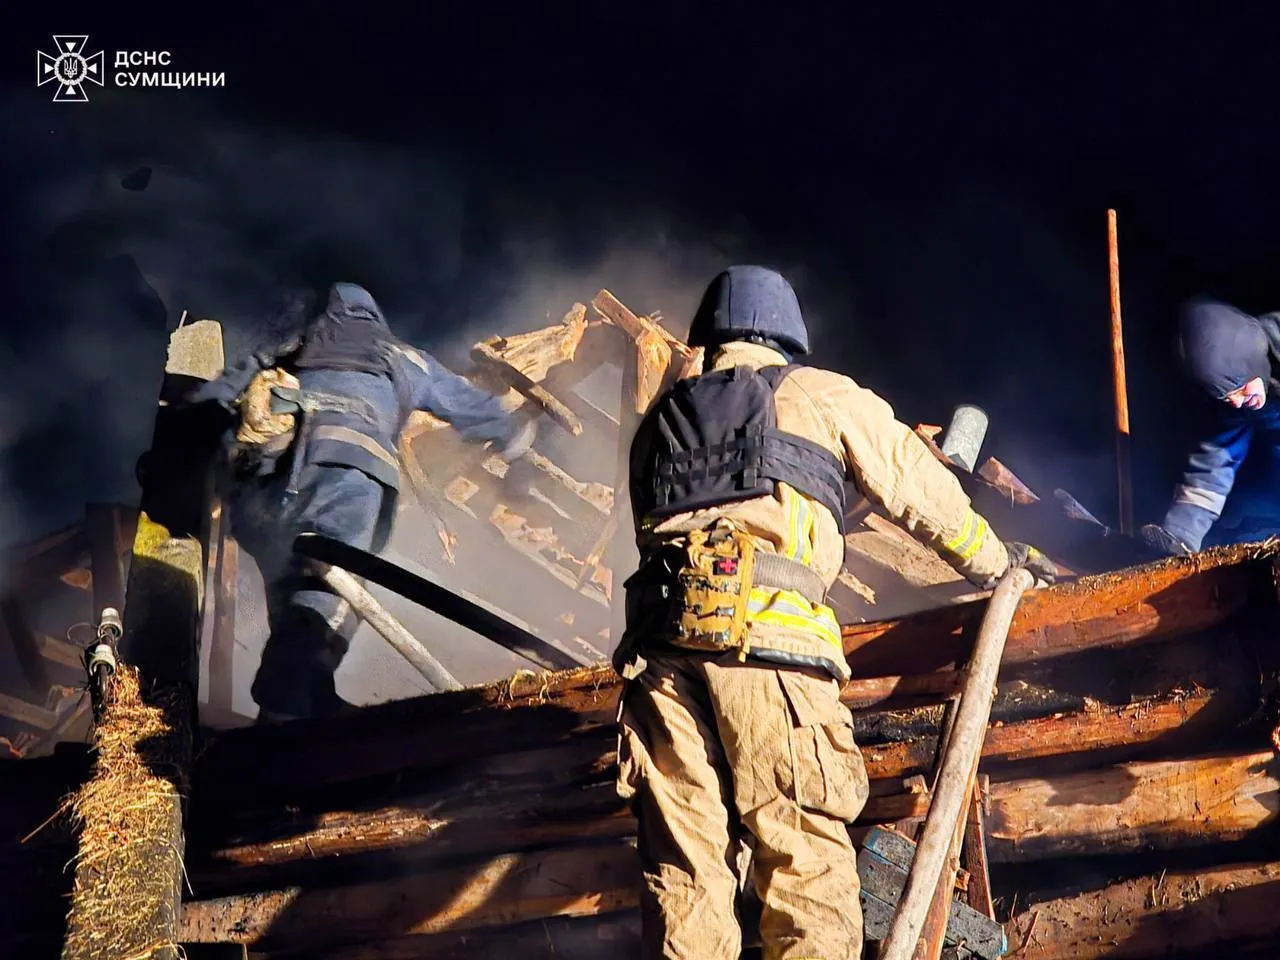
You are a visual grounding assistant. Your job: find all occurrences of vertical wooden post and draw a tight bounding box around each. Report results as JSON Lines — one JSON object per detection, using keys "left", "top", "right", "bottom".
{"left": 1108, "top": 209, "right": 1134, "bottom": 536}
{"left": 61, "top": 319, "right": 224, "bottom": 960}
{"left": 205, "top": 497, "right": 239, "bottom": 715}
{"left": 86, "top": 502, "right": 126, "bottom": 620}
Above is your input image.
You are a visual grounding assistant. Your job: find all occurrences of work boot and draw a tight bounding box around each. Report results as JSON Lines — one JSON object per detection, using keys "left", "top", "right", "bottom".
{"left": 1140, "top": 523, "right": 1193, "bottom": 557}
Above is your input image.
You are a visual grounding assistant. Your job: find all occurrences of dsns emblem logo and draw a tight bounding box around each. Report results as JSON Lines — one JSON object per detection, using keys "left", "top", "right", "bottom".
{"left": 37, "top": 35, "right": 105, "bottom": 102}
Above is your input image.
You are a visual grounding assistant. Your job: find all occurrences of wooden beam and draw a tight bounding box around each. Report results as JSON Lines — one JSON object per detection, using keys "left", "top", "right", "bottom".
{"left": 207, "top": 500, "right": 238, "bottom": 714}
{"left": 0, "top": 691, "right": 58, "bottom": 729}
{"left": 590, "top": 289, "right": 694, "bottom": 360}
{"left": 841, "top": 541, "right": 1271, "bottom": 678}
{"left": 471, "top": 340, "right": 583, "bottom": 437}
{"left": 192, "top": 650, "right": 1234, "bottom": 808}
{"left": 86, "top": 502, "right": 126, "bottom": 618}
{"left": 1004, "top": 860, "right": 1280, "bottom": 959}
{"left": 260, "top": 912, "right": 641, "bottom": 960}
{"left": 987, "top": 749, "right": 1280, "bottom": 863}
{"left": 1, "top": 596, "right": 51, "bottom": 699}
{"left": 61, "top": 318, "right": 224, "bottom": 960}
{"left": 179, "top": 840, "right": 642, "bottom": 949}
{"left": 37, "top": 633, "right": 87, "bottom": 671}
{"left": 184, "top": 682, "right": 1236, "bottom": 898}
{"left": 962, "top": 778, "right": 994, "bottom": 919}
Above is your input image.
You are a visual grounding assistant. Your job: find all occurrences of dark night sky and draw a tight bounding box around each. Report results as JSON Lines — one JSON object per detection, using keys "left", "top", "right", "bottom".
{"left": 3, "top": 3, "right": 1280, "bottom": 550}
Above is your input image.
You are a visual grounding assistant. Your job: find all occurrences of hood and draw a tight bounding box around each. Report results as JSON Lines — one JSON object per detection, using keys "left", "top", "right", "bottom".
{"left": 293, "top": 282, "right": 396, "bottom": 375}
{"left": 1176, "top": 299, "right": 1271, "bottom": 399}
{"left": 686, "top": 265, "right": 811, "bottom": 357}
{"left": 323, "top": 282, "right": 388, "bottom": 327}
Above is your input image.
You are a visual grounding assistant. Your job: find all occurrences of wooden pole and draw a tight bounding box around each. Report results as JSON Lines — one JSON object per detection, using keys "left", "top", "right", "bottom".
{"left": 1108, "top": 209, "right": 1134, "bottom": 535}
{"left": 310, "top": 560, "right": 463, "bottom": 693}
{"left": 877, "top": 566, "right": 1035, "bottom": 960}
{"left": 62, "top": 319, "right": 225, "bottom": 960}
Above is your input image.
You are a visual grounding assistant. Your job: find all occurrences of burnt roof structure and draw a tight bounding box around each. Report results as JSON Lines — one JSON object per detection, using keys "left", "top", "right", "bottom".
{"left": 3, "top": 305, "right": 1280, "bottom": 959}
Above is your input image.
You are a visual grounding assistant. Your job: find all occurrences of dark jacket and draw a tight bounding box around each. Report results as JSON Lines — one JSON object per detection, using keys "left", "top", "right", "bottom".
{"left": 195, "top": 284, "right": 522, "bottom": 491}
{"left": 1162, "top": 303, "right": 1280, "bottom": 550}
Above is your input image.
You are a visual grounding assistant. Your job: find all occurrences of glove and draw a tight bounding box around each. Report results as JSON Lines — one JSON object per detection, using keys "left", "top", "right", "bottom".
{"left": 1140, "top": 523, "right": 1193, "bottom": 557}
{"left": 185, "top": 376, "right": 241, "bottom": 413}
{"left": 1003, "top": 541, "right": 1058, "bottom": 586}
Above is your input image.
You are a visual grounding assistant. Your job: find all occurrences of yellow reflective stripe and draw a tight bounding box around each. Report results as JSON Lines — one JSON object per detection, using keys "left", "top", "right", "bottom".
{"left": 746, "top": 587, "right": 843, "bottom": 649}
{"left": 780, "top": 482, "right": 816, "bottom": 566}
{"left": 784, "top": 484, "right": 801, "bottom": 560}
{"left": 943, "top": 510, "right": 989, "bottom": 562}
{"left": 797, "top": 494, "right": 814, "bottom": 566}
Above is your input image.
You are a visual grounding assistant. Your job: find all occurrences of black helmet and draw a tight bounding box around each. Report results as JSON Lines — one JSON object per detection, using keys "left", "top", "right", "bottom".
{"left": 686, "top": 265, "right": 811, "bottom": 357}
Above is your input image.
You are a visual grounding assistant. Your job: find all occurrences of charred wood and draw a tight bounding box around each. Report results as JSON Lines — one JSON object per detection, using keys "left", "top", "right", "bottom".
{"left": 1004, "top": 859, "right": 1280, "bottom": 959}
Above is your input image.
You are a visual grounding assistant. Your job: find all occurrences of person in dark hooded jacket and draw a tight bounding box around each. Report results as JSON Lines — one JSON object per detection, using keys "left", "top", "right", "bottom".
{"left": 1142, "top": 298, "right": 1280, "bottom": 556}
{"left": 189, "top": 283, "right": 537, "bottom": 720}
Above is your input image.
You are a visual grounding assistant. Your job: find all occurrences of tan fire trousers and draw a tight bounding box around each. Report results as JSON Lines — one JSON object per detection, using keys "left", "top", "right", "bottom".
{"left": 617, "top": 651, "right": 869, "bottom": 960}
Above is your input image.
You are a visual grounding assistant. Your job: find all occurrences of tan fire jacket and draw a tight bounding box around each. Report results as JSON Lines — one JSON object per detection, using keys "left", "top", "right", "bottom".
{"left": 642, "top": 340, "right": 1010, "bottom": 681}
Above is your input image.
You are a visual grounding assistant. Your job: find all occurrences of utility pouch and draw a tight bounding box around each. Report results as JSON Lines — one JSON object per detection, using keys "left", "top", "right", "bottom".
{"left": 229, "top": 368, "right": 301, "bottom": 479}
{"left": 670, "top": 524, "right": 757, "bottom": 655}
{"left": 235, "top": 368, "right": 301, "bottom": 447}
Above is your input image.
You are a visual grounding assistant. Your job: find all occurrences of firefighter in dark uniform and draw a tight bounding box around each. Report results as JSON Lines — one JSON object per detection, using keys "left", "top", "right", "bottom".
{"left": 189, "top": 283, "right": 536, "bottom": 720}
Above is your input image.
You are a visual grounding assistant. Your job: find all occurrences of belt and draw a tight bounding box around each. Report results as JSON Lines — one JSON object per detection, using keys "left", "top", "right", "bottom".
{"left": 270, "top": 387, "right": 379, "bottom": 425}
{"left": 751, "top": 550, "right": 828, "bottom": 606}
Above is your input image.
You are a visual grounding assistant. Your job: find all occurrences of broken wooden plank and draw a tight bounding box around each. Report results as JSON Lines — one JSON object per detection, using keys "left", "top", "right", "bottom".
{"left": 471, "top": 340, "right": 583, "bottom": 436}
{"left": 590, "top": 289, "right": 694, "bottom": 360}
{"left": 987, "top": 749, "right": 1280, "bottom": 863}
{"left": 632, "top": 326, "right": 672, "bottom": 414}
{"left": 476, "top": 304, "right": 588, "bottom": 383}
{"left": 1004, "top": 860, "right": 1280, "bottom": 959}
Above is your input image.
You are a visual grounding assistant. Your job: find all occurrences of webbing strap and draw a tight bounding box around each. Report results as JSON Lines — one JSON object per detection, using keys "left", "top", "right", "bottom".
{"left": 752, "top": 551, "right": 827, "bottom": 606}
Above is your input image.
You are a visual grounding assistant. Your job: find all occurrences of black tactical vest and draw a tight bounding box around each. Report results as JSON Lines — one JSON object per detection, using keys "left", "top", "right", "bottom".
{"left": 631, "top": 364, "right": 848, "bottom": 535}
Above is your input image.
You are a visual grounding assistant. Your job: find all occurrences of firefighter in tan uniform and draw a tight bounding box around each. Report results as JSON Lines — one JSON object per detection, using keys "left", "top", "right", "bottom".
{"left": 615, "top": 265, "right": 1056, "bottom": 960}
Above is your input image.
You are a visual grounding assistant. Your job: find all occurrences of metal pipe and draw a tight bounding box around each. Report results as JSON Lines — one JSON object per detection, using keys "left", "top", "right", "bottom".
{"left": 940, "top": 404, "right": 989, "bottom": 474}
{"left": 876, "top": 566, "right": 1035, "bottom": 960}
{"left": 1108, "top": 209, "right": 1134, "bottom": 535}
{"left": 310, "top": 560, "right": 464, "bottom": 693}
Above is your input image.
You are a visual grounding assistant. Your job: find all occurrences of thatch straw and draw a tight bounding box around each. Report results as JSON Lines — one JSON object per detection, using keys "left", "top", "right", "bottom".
{"left": 59, "top": 665, "right": 191, "bottom": 960}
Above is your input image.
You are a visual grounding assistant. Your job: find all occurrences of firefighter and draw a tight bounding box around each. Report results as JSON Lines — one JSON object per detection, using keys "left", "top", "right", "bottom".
{"left": 615, "top": 265, "right": 1056, "bottom": 959}
{"left": 1143, "top": 298, "right": 1280, "bottom": 556}
{"left": 189, "top": 283, "right": 536, "bottom": 721}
